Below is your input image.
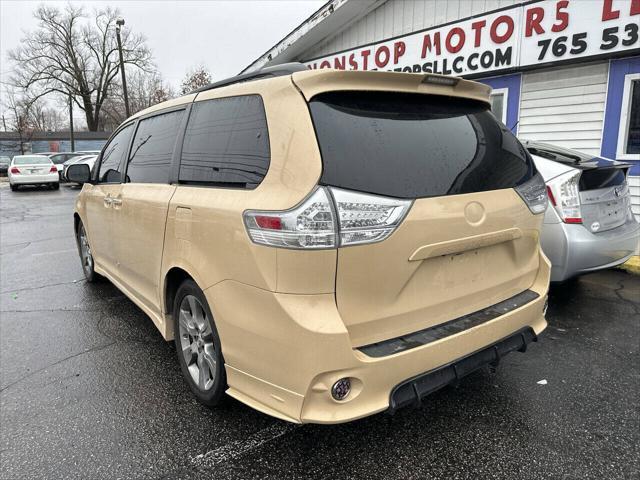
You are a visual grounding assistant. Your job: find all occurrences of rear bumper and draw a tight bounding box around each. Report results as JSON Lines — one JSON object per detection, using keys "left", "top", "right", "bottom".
{"left": 541, "top": 215, "right": 640, "bottom": 282}
{"left": 389, "top": 327, "right": 536, "bottom": 413}
{"left": 9, "top": 173, "right": 59, "bottom": 185}
{"left": 206, "top": 249, "right": 550, "bottom": 424}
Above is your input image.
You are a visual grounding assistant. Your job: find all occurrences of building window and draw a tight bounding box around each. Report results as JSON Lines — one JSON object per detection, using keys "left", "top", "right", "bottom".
{"left": 490, "top": 88, "right": 508, "bottom": 125}
{"left": 617, "top": 73, "right": 640, "bottom": 159}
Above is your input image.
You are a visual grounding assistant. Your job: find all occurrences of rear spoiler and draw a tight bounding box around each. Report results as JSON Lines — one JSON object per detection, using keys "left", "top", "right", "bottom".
{"left": 291, "top": 69, "right": 491, "bottom": 106}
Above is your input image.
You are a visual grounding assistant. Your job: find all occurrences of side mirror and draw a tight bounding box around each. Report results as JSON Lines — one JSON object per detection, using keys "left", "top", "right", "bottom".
{"left": 66, "top": 163, "right": 91, "bottom": 184}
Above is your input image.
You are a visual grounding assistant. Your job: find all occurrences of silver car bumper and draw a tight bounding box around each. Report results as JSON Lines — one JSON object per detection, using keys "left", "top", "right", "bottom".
{"left": 541, "top": 213, "right": 640, "bottom": 282}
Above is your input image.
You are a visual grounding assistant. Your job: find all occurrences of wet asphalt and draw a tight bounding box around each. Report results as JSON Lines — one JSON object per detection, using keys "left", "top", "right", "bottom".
{"left": 0, "top": 182, "right": 638, "bottom": 480}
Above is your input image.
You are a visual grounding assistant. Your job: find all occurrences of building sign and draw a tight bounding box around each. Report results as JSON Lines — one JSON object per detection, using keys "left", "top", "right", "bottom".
{"left": 306, "top": 0, "right": 640, "bottom": 76}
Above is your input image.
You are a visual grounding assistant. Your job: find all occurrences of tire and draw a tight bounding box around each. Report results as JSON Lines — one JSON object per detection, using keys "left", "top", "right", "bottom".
{"left": 10, "top": 184, "right": 17, "bottom": 192}
{"left": 76, "top": 221, "right": 99, "bottom": 282}
{"left": 173, "top": 279, "right": 226, "bottom": 407}
{"left": 52, "top": 182, "right": 59, "bottom": 190}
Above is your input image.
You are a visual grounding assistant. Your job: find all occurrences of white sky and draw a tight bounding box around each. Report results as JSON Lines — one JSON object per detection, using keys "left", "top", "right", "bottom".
{"left": 0, "top": 0, "right": 325, "bottom": 87}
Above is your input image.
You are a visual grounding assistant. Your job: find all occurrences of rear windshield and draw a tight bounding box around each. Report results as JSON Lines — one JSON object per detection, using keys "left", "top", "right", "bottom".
{"left": 13, "top": 157, "right": 51, "bottom": 165}
{"left": 310, "top": 92, "right": 535, "bottom": 199}
{"left": 580, "top": 167, "right": 628, "bottom": 191}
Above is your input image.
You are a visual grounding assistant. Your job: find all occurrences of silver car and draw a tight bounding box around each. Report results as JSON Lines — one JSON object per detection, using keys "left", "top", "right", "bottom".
{"left": 524, "top": 141, "right": 639, "bottom": 282}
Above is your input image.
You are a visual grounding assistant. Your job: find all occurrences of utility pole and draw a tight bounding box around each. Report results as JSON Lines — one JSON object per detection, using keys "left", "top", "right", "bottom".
{"left": 69, "top": 95, "right": 75, "bottom": 152}
{"left": 116, "top": 18, "right": 130, "bottom": 118}
{"left": 2, "top": 114, "right": 6, "bottom": 132}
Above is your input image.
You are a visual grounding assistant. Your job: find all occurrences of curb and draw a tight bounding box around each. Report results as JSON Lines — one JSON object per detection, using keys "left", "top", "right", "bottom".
{"left": 619, "top": 255, "right": 640, "bottom": 275}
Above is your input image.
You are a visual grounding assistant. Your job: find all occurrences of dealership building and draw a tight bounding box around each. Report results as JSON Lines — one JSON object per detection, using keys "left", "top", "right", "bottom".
{"left": 244, "top": 0, "right": 640, "bottom": 218}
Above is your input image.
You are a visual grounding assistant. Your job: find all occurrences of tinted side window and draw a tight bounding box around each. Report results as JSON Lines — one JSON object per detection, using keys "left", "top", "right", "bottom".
{"left": 126, "top": 110, "right": 184, "bottom": 184}
{"left": 98, "top": 124, "right": 134, "bottom": 183}
{"left": 179, "top": 95, "right": 270, "bottom": 188}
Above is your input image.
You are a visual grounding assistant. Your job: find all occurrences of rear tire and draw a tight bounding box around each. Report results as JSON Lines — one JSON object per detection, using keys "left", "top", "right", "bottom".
{"left": 76, "top": 221, "right": 99, "bottom": 282}
{"left": 173, "top": 280, "right": 226, "bottom": 407}
{"left": 52, "top": 183, "right": 59, "bottom": 190}
{"left": 10, "top": 184, "right": 17, "bottom": 192}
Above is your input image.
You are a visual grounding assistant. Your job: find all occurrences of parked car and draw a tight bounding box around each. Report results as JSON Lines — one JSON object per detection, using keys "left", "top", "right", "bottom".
{"left": 47, "top": 152, "right": 83, "bottom": 180}
{"left": 68, "top": 66, "right": 550, "bottom": 424}
{"left": 8, "top": 155, "right": 59, "bottom": 191}
{"left": 0, "top": 156, "right": 10, "bottom": 174}
{"left": 61, "top": 154, "right": 97, "bottom": 181}
{"left": 65, "top": 155, "right": 97, "bottom": 182}
{"left": 73, "top": 150, "right": 101, "bottom": 155}
{"left": 524, "top": 141, "right": 639, "bottom": 282}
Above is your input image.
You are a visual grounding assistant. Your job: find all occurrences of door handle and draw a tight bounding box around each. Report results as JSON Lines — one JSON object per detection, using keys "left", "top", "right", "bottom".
{"left": 111, "top": 196, "right": 122, "bottom": 207}
{"left": 103, "top": 195, "right": 113, "bottom": 207}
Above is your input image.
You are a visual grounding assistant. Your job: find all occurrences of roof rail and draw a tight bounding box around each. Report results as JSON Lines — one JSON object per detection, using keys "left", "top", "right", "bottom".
{"left": 194, "top": 62, "right": 309, "bottom": 93}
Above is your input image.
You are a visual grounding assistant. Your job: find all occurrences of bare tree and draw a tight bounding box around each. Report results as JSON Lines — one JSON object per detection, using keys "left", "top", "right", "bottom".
{"left": 8, "top": 4, "right": 152, "bottom": 131}
{"left": 0, "top": 87, "right": 36, "bottom": 154}
{"left": 28, "top": 99, "right": 67, "bottom": 132}
{"left": 180, "top": 66, "right": 212, "bottom": 94}
{"left": 100, "top": 70, "right": 175, "bottom": 131}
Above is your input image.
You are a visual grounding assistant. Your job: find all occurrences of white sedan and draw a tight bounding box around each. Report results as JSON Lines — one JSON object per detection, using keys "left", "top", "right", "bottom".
{"left": 8, "top": 155, "right": 60, "bottom": 191}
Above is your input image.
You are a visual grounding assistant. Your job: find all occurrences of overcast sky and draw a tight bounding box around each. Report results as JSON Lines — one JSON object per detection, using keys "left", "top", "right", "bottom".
{"left": 0, "top": 0, "right": 325, "bottom": 87}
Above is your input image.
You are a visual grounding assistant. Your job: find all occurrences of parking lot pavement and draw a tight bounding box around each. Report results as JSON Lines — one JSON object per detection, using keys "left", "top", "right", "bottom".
{"left": 0, "top": 182, "right": 638, "bottom": 480}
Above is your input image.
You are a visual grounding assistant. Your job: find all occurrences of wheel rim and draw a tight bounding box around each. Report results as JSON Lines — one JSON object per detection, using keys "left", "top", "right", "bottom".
{"left": 178, "top": 295, "right": 216, "bottom": 391}
{"left": 78, "top": 225, "right": 93, "bottom": 276}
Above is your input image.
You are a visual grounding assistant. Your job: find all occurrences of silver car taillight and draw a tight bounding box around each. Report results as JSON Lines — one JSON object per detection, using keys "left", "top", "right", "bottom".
{"left": 546, "top": 170, "right": 582, "bottom": 223}
{"left": 514, "top": 173, "right": 547, "bottom": 215}
{"left": 243, "top": 187, "right": 412, "bottom": 249}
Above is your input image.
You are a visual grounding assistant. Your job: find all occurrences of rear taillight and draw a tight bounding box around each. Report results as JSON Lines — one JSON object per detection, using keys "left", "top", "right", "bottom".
{"left": 10, "top": 167, "right": 20, "bottom": 174}
{"left": 243, "top": 187, "right": 412, "bottom": 249}
{"left": 244, "top": 188, "right": 336, "bottom": 249}
{"left": 546, "top": 170, "right": 582, "bottom": 224}
{"left": 49, "top": 165, "right": 57, "bottom": 173}
{"left": 330, "top": 188, "right": 411, "bottom": 246}
{"left": 514, "top": 173, "right": 547, "bottom": 215}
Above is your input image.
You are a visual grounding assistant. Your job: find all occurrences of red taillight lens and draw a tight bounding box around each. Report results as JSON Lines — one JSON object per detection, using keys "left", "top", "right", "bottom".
{"left": 10, "top": 167, "right": 20, "bottom": 174}
{"left": 254, "top": 215, "right": 282, "bottom": 230}
{"left": 49, "top": 165, "right": 57, "bottom": 173}
{"left": 546, "top": 186, "right": 556, "bottom": 206}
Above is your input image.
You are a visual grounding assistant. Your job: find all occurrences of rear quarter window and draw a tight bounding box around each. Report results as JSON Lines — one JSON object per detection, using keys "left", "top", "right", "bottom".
{"left": 310, "top": 91, "right": 535, "bottom": 199}
{"left": 179, "top": 95, "right": 270, "bottom": 189}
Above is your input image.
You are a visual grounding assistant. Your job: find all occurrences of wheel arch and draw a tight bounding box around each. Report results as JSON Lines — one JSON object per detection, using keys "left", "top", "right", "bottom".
{"left": 164, "top": 266, "right": 196, "bottom": 319}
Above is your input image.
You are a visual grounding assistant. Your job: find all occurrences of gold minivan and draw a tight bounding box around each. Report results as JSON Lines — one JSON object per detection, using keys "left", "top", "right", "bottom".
{"left": 68, "top": 64, "right": 550, "bottom": 424}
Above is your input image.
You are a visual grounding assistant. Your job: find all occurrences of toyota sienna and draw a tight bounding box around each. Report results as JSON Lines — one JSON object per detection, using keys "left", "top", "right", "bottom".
{"left": 67, "top": 64, "right": 551, "bottom": 424}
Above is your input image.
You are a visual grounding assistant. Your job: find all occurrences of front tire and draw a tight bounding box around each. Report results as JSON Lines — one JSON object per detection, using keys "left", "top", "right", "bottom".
{"left": 173, "top": 280, "right": 226, "bottom": 407}
{"left": 76, "top": 221, "right": 99, "bottom": 282}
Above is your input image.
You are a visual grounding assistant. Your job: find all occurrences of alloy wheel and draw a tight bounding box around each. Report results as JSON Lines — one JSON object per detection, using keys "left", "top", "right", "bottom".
{"left": 178, "top": 294, "right": 216, "bottom": 391}
{"left": 78, "top": 225, "right": 93, "bottom": 277}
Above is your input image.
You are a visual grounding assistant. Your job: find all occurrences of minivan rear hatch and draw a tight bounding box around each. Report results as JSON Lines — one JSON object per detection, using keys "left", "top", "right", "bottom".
{"left": 302, "top": 79, "right": 544, "bottom": 348}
